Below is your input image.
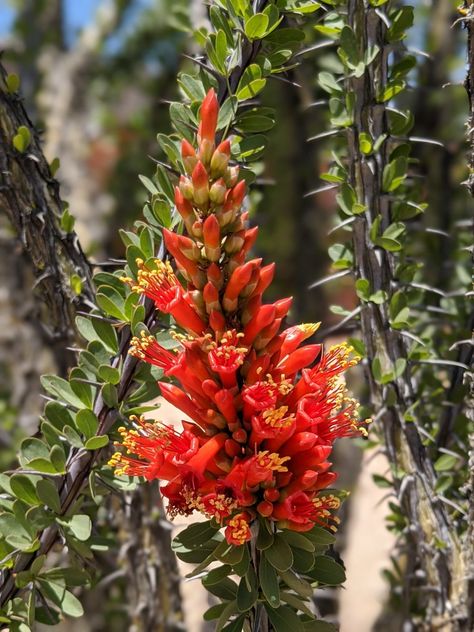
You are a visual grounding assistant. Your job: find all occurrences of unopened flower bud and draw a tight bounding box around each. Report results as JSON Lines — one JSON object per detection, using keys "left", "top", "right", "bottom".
{"left": 209, "top": 178, "right": 227, "bottom": 205}
{"left": 210, "top": 139, "right": 231, "bottom": 177}
{"left": 203, "top": 214, "right": 221, "bottom": 262}
{"left": 179, "top": 175, "right": 194, "bottom": 200}
{"left": 181, "top": 139, "right": 198, "bottom": 174}
{"left": 192, "top": 161, "right": 209, "bottom": 206}
{"left": 257, "top": 501, "right": 274, "bottom": 517}
{"left": 191, "top": 220, "right": 203, "bottom": 239}
{"left": 224, "top": 165, "right": 239, "bottom": 187}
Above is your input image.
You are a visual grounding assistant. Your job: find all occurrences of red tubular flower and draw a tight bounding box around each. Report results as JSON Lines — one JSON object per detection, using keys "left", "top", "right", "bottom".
{"left": 225, "top": 512, "right": 252, "bottom": 546}
{"left": 111, "top": 92, "right": 366, "bottom": 545}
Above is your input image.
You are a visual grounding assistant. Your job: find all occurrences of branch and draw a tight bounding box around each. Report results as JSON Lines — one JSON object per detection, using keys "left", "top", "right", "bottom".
{"left": 0, "top": 62, "right": 94, "bottom": 348}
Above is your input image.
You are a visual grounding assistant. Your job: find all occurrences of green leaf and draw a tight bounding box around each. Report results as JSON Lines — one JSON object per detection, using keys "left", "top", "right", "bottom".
{"left": 216, "top": 601, "right": 239, "bottom": 632}
{"left": 307, "top": 556, "right": 346, "bottom": 585}
{"left": 265, "top": 604, "right": 304, "bottom": 632}
{"left": 245, "top": 13, "right": 269, "bottom": 40}
{"left": 101, "top": 383, "right": 118, "bottom": 407}
{"left": 40, "top": 375, "right": 85, "bottom": 409}
{"left": 49, "top": 445, "right": 66, "bottom": 473}
{"left": 50, "top": 157, "right": 60, "bottom": 176}
{"left": 304, "top": 526, "right": 336, "bottom": 547}
{"left": 60, "top": 514, "right": 92, "bottom": 541}
{"left": 236, "top": 78, "right": 267, "bottom": 101}
{"left": 318, "top": 71, "right": 342, "bottom": 94}
{"left": 6, "top": 73, "right": 20, "bottom": 93}
{"left": 280, "top": 530, "right": 315, "bottom": 552}
{"left": 259, "top": 553, "right": 280, "bottom": 608}
{"left": 256, "top": 522, "right": 274, "bottom": 550}
{"left": 62, "top": 425, "right": 84, "bottom": 448}
{"left": 176, "top": 521, "right": 219, "bottom": 548}
{"left": 236, "top": 566, "right": 258, "bottom": 612}
{"left": 202, "top": 576, "right": 239, "bottom": 601}
{"left": 13, "top": 125, "right": 31, "bottom": 152}
{"left": 265, "top": 535, "right": 293, "bottom": 572}
{"left": 36, "top": 479, "right": 61, "bottom": 513}
{"left": 222, "top": 615, "right": 245, "bottom": 632}
{"left": 434, "top": 453, "right": 460, "bottom": 472}
{"left": 377, "top": 79, "right": 405, "bottom": 103}
{"left": 38, "top": 580, "right": 84, "bottom": 618}
{"left": 280, "top": 568, "right": 313, "bottom": 598}
{"left": 76, "top": 315, "right": 118, "bottom": 353}
{"left": 96, "top": 292, "right": 126, "bottom": 320}
{"left": 302, "top": 620, "right": 337, "bottom": 631}
{"left": 359, "top": 132, "right": 372, "bottom": 154}
{"left": 75, "top": 410, "right": 99, "bottom": 439}
{"left": 286, "top": 1, "right": 321, "bottom": 14}
{"left": 382, "top": 157, "right": 408, "bottom": 192}
{"left": 19, "top": 437, "right": 50, "bottom": 464}
{"left": 10, "top": 475, "right": 40, "bottom": 506}
{"left": 98, "top": 365, "right": 120, "bottom": 385}
{"left": 84, "top": 435, "right": 109, "bottom": 450}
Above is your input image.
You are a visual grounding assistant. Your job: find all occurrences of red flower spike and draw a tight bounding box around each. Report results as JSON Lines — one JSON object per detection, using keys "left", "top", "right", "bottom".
{"left": 112, "top": 91, "right": 364, "bottom": 542}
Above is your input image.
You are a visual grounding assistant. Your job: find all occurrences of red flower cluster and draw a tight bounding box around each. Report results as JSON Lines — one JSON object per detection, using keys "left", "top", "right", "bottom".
{"left": 110, "top": 90, "right": 366, "bottom": 545}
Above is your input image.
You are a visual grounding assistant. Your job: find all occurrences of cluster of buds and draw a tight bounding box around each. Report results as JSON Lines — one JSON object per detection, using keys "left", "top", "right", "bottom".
{"left": 111, "top": 90, "right": 367, "bottom": 546}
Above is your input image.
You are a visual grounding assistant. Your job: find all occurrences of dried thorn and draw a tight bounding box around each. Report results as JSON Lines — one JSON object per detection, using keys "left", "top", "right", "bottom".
{"left": 148, "top": 156, "right": 180, "bottom": 176}
{"left": 303, "top": 183, "right": 339, "bottom": 198}
{"left": 328, "top": 217, "right": 355, "bottom": 235}
{"left": 318, "top": 307, "right": 361, "bottom": 337}
{"left": 182, "top": 54, "right": 221, "bottom": 80}
{"left": 374, "top": 8, "right": 391, "bottom": 28}
{"left": 304, "top": 99, "right": 328, "bottom": 110}
{"left": 407, "top": 47, "right": 432, "bottom": 60}
{"left": 66, "top": 346, "right": 85, "bottom": 353}
{"left": 425, "top": 228, "right": 451, "bottom": 238}
{"left": 294, "top": 40, "right": 335, "bottom": 57}
{"left": 408, "top": 282, "right": 446, "bottom": 297}
{"left": 414, "top": 359, "right": 470, "bottom": 371}
{"left": 436, "top": 495, "right": 467, "bottom": 516}
{"left": 398, "top": 330, "right": 426, "bottom": 347}
{"left": 73, "top": 377, "right": 102, "bottom": 387}
{"left": 92, "top": 260, "right": 126, "bottom": 267}
{"left": 269, "top": 74, "right": 301, "bottom": 88}
{"left": 32, "top": 269, "right": 53, "bottom": 289}
{"left": 308, "top": 269, "right": 350, "bottom": 290}
{"left": 76, "top": 311, "right": 117, "bottom": 324}
{"left": 449, "top": 338, "right": 474, "bottom": 351}
{"left": 307, "top": 129, "right": 342, "bottom": 142}
{"left": 408, "top": 136, "right": 444, "bottom": 148}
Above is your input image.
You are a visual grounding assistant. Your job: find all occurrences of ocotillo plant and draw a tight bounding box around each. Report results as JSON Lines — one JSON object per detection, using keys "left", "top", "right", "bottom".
{"left": 107, "top": 88, "right": 367, "bottom": 630}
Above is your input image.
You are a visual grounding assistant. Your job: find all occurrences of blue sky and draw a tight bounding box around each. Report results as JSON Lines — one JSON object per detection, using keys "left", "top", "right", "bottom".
{"left": 0, "top": 1, "right": 151, "bottom": 43}
{"left": 0, "top": 0, "right": 100, "bottom": 39}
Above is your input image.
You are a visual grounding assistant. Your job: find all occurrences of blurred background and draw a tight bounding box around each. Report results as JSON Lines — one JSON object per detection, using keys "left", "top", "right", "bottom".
{"left": 0, "top": 0, "right": 469, "bottom": 630}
